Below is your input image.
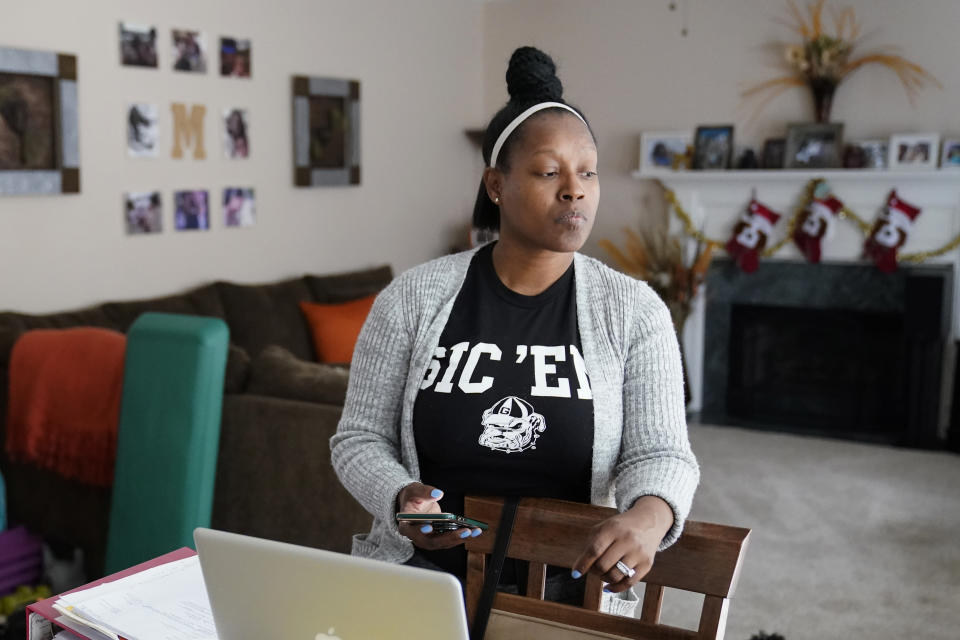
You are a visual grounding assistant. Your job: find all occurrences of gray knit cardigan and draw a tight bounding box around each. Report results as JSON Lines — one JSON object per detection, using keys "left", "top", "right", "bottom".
{"left": 330, "top": 245, "right": 699, "bottom": 564}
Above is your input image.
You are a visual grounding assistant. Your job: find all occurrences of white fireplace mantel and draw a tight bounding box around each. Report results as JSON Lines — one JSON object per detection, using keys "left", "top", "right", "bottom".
{"left": 632, "top": 168, "right": 960, "bottom": 413}
{"left": 632, "top": 167, "right": 960, "bottom": 184}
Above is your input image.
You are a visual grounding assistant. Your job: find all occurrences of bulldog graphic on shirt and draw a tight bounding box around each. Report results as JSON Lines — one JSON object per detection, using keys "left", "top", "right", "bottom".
{"left": 478, "top": 396, "right": 546, "bottom": 453}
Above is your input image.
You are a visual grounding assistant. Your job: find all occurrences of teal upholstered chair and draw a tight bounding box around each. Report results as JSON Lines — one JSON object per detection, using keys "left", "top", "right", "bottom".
{"left": 105, "top": 313, "right": 229, "bottom": 573}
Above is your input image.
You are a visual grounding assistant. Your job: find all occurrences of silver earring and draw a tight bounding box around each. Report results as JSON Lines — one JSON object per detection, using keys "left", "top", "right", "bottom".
{"left": 494, "top": 196, "right": 500, "bottom": 204}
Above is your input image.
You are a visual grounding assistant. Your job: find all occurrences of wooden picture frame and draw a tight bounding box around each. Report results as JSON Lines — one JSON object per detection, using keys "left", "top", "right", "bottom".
{"left": 292, "top": 75, "right": 360, "bottom": 187}
{"left": 784, "top": 122, "right": 844, "bottom": 169}
{"left": 692, "top": 125, "right": 734, "bottom": 170}
{"left": 0, "top": 46, "right": 79, "bottom": 195}
{"left": 761, "top": 138, "right": 786, "bottom": 169}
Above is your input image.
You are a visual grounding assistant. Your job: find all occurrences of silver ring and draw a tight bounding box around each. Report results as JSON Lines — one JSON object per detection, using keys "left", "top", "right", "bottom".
{"left": 615, "top": 560, "right": 636, "bottom": 579}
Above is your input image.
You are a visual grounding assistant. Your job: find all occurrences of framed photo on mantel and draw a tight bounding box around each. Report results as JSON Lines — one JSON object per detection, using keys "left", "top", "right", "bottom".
{"left": 888, "top": 132, "right": 940, "bottom": 171}
{"left": 639, "top": 131, "right": 692, "bottom": 174}
{"left": 0, "top": 46, "right": 80, "bottom": 195}
{"left": 784, "top": 122, "right": 844, "bottom": 169}
{"left": 692, "top": 125, "right": 734, "bottom": 170}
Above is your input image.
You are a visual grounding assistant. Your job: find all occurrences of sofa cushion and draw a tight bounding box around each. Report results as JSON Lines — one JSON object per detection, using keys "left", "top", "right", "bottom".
{"left": 305, "top": 265, "right": 393, "bottom": 303}
{"left": 299, "top": 295, "right": 376, "bottom": 364}
{"left": 216, "top": 277, "right": 316, "bottom": 360}
{"left": 100, "top": 284, "right": 226, "bottom": 332}
{"left": 0, "top": 324, "right": 22, "bottom": 371}
{"left": 213, "top": 394, "right": 370, "bottom": 553}
{"left": 247, "top": 345, "right": 349, "bottom": 406}
{"left": 224, "top": 344, "right": 252, "bottom": 394}
{"left": 1, "top": 306, "right": 118, "bottom": 332}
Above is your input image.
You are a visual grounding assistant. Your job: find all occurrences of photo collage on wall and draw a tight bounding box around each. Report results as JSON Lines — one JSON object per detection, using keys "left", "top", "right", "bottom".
{"left": 120, "top": 21, "right": 255, "bottom": 236}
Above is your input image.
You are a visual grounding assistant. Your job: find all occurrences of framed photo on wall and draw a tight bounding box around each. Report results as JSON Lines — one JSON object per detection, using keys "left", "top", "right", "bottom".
{"left": 639, "top": 131, "right": 692, "bottom": 174}
{"left": 220, "top": 37, "right": 251, "bottom": 78}
{"left": 172, "top": 29, "right": 207, "bottom": 73}
{"left": 174, "top": 190, "right": 210, "bottom": 231}
{"left": 692, "top": 125, "right": 734, "bottom": 170}
{"left": 0, "top": 46, "right": 80, "bottom": 195}
{"left": 119, "top": 22, "right": 158, "bottom": 68}
{"left": 127, "top": 103, "right": 159, "bottom": 158}
{"left": 784, "top": 122, "right": 844, "bottom": 169}
{"left": 223, "top": 108, "right": 249, "bottom": 159}
{"left": 124, "top": 191, "right": 162, "bottom": 234}
{"left": 292, "top": 75, "right": 361, "bottom": 187}
{"left": 223, "top": 187, "right": 255, "bottom": 227}
{"left": 888, "top": 133, "right": 940, "bottom": 170}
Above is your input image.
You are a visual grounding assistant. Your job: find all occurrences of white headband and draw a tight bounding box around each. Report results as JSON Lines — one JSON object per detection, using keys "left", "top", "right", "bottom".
{"left": 488, "top": 101, "right": 587, "bottom": 168}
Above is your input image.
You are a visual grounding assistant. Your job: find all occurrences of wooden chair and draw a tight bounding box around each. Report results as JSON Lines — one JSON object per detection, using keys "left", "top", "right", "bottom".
{"left": 464, "top": 496, "right": 751, "bottom": 640}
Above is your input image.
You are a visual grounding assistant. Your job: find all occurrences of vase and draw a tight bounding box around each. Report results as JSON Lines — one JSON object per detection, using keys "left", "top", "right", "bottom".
{"left": 809, "top": 78, "right": 837, "bottom": 123}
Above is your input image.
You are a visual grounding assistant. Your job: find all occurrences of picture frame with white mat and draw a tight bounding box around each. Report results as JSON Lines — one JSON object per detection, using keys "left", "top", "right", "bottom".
{"left": 940, "top": 137, "right": 960, "bottom": 169}
{"left": 888, "top": 132, "right": 940, "bottom": 170}
{"left": 638, "top": 131, "right": 692, "bottom": 174}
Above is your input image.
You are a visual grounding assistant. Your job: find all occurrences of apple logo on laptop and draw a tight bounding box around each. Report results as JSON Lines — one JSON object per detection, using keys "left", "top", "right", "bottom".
{"left": 315, "top": 628, "right": 341, "bottom": 640}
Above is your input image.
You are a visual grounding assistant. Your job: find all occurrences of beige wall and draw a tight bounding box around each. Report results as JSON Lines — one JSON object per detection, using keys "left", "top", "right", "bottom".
{"left": 5, "top": 1, "right": 958, "bottom": 314}
{"left": 481, "top": 0, "right": 960, "bottom": 259}
{"left": 0, "top": 0, "right": 484, "bottom": 313}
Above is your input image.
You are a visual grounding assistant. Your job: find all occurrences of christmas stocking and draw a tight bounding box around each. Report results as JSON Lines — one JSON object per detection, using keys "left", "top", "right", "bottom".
{"left": 793, "top": 191, "right": 844, "bottom": 263}
{"left": 864, "top": 190, "right": 921, "bottom": 273}
{"left": 725, "top": 199, "right": 781, "bottom": 273}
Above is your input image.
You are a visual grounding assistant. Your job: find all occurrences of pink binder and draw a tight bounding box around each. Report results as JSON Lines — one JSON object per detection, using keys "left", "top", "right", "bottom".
{"left": 25, "top": 547, "right": 196, "bottom": 640}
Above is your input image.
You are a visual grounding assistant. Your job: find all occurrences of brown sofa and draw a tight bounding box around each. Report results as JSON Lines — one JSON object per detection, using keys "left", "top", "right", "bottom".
{"left": 0, "top": 266, "right": 390, "bottom": 578}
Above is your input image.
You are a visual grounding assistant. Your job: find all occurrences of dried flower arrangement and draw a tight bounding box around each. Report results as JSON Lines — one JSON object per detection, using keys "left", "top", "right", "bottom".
{"left": 599, "top": 228, "right": 717, "bottom": 404}
{"left": 743, "top": 0, "right": 941, "bottom": 122}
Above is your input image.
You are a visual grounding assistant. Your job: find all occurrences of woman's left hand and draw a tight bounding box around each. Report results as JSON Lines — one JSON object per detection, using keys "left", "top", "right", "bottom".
{"left": 570, "top": 495, "right": 674, "bottom": 594}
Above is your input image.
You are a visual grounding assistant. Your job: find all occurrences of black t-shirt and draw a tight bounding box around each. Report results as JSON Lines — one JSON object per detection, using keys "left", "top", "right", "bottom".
{"left": 412, "top": 243, "right": 595, "bottom": 576}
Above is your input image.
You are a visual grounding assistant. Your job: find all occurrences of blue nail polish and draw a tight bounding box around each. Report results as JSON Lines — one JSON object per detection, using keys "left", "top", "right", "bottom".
{"left": 459, "top": 529, "right": 471, "bottom": 538}
{"left": 471, "top": 528, "right": 482, "bottom": 537}
{"left": 420, "top": 525, "right": 432, "bottom": 533}
{"left": 603, "top": 588, "right": 612, "bottom": 594}
{"left": 571, "top": 570, "right": 582, "bottom": 579}
{"left": 430, "top": 489, "right": 443, "bottom": 499}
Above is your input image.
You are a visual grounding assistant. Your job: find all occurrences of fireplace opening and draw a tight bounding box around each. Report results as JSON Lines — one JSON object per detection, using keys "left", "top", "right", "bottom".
{"left": 727, "top": 304, "right": 906, "bottom": 442}
{"left": 701, "top": 259, "right": 951, "bottom": 448}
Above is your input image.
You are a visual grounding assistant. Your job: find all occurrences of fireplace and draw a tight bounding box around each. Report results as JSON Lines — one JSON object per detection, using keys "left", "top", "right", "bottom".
{"left": 701, "top": 259, "right": 952, "bottom": 448}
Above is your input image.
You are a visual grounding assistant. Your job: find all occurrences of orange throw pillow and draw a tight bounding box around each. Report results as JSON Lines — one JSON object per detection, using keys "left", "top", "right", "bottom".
{"left": 300, "top": 295, "right": 377, "bottom": 364}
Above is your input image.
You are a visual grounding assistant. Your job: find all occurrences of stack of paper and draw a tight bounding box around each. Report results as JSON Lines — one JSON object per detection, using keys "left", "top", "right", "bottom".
{"left": 53, "top": 556, "right": 217, "bottom": 640}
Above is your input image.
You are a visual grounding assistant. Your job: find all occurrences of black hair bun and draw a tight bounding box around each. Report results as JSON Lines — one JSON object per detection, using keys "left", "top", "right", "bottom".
{"left": 505, "top": 46, "right": 563, "bottom": 105}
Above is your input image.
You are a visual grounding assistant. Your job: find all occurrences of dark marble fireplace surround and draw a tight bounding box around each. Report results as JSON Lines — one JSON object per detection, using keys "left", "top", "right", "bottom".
{"left": 701, "top": 258, "right": 953, "bottom": 448}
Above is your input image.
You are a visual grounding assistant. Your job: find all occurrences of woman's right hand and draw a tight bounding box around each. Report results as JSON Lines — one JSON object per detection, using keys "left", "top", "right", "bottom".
{"left": 396, "top": 483, "right": 482, "bottom": 550}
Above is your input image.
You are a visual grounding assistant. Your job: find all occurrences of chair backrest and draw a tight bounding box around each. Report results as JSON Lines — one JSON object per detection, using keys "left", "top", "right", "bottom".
{"left": 105, "top": 312, "right": 229, "bottom": 574}
{"left": 464, "top": 496, "right": 751, "bottom": 640}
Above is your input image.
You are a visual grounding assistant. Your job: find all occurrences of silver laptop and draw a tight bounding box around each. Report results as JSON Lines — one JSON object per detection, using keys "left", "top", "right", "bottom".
{"left": 194, "top": 528, "right": 469, "bottom": 640}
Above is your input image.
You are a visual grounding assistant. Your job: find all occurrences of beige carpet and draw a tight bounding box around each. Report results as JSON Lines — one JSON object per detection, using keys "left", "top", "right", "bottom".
{"left": 645, "top": 423, "right": 960, "bottom": 640}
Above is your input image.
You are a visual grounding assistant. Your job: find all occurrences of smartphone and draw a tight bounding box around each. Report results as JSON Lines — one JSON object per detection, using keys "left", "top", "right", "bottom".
{"left": 396, "top": 512, "right": 489, "bottom": 532}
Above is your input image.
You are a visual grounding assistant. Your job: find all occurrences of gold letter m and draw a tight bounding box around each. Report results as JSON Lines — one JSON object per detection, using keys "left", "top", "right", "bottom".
{"left": 171, "top": 103, "right": 207, "bottom": 159}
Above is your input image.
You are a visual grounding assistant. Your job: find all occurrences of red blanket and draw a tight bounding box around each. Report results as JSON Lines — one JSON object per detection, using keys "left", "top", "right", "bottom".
{"left": 5, "top": 328, "right": 126, "bottom": 487}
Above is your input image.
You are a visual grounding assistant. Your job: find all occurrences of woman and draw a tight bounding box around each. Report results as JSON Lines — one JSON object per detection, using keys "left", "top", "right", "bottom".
{"left": 331, "top": 46, "right": 698, "bottom": 596}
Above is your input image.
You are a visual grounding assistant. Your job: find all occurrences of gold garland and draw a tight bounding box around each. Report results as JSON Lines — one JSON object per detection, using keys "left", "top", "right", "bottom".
{"left": 660, "top": 178, "right": 960, "bottom": 264}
